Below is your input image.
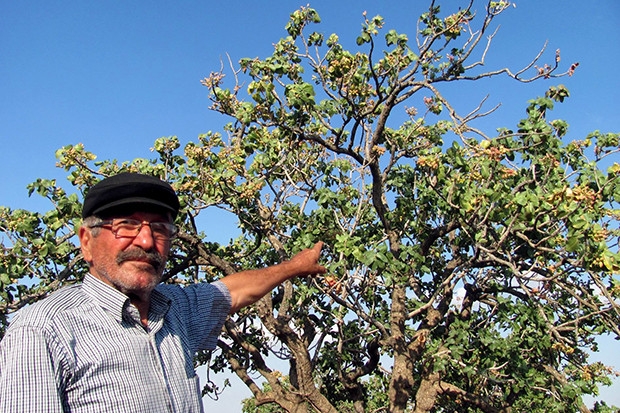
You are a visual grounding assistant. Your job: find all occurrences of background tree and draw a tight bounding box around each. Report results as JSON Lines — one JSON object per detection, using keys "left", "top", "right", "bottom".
{"left": 1, "top": 1, "right": 619, "bottom": 412}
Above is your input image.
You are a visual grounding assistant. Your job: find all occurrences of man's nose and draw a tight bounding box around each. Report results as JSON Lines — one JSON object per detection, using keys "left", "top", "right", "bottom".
{"left": 131, "top": 223, "right": 156, "bottom": 249}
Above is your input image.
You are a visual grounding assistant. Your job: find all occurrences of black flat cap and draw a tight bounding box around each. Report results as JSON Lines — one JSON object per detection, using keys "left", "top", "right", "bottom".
{"left": 82, "top": 172, "right": 180, "bottom": 218}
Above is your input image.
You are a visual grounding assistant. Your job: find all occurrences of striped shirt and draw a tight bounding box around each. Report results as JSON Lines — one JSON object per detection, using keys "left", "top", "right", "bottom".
{"left": 0, "top": 274, "right": 231, "bottom": 413}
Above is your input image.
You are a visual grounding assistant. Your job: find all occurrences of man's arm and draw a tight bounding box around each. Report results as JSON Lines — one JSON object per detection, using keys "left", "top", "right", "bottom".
{"left": 220, "top": 242, "right": 327, "bottom": 314}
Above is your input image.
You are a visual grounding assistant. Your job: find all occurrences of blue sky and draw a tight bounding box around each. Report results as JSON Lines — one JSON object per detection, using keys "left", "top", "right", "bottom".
{"left": 1, "top": 1, "right": 619, "bottom": 410}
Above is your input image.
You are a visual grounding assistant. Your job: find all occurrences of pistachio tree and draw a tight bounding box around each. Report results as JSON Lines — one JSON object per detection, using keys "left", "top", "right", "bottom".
{"left": 1, "top": 1, "right": 619, "bottom": 412}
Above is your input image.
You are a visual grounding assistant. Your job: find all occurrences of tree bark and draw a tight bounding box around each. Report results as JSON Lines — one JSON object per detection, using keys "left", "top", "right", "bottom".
{"left": 388, "top": 283, "right": 414, "bottom": 412}
{"left": 413, "top": 372, "right": 440, "bottom": 413}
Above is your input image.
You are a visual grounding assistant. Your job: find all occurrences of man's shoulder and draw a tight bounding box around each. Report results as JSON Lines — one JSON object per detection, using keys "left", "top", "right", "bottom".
{"left": 9, "top": 283, "right": 88, "bottom": 330}
{"left": 155, "top": 280, "right": 231, "bottom": 310}
{"left": 155, "top": 280, "right": 228, "bottom": 296}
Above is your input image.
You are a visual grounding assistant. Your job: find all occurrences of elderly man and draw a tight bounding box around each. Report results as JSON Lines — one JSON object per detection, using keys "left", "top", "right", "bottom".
{"left": 0, "top": 172, "right": 325, "bottom": 413}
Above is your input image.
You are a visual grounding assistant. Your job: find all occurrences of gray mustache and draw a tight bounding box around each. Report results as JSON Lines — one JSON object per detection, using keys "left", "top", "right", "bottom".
{"left": 116, "top": 249, "right": 165, "bottom": 270}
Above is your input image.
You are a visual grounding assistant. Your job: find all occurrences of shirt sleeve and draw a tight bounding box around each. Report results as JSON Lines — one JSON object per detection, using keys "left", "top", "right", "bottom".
{"left": 0, "top": 326, "right": 66, "bottom": 413}
{"left": 159, "top": 280, "right": 232, "bottom": 352}
{"left": 189, "top": 281, "right": 232, "bottom": 351}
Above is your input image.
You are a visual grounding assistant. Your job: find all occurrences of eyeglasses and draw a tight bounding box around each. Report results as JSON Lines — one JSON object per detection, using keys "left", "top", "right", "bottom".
{"left": 90, "top": 218, "right": 178, "bottom": 241}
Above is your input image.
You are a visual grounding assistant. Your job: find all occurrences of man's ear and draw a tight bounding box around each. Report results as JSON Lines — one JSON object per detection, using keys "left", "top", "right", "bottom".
{"left": 79, "top": 226, "right": 94, "bottom": 263}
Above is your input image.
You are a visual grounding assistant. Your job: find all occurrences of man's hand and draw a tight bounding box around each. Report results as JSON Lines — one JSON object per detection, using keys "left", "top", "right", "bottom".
{"left": 287, "top": 241, "right": 327, "bottom": 277}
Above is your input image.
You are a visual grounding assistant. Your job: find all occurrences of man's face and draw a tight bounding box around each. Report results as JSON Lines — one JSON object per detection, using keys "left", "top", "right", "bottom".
{"left": 79, "top": 211, "right": 172, "bottom": 298}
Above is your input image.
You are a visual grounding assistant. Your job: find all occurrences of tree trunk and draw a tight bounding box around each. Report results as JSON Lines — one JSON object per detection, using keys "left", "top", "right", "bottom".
{"left": 413, "top": 373, "right": 439, "bottom": 413}
{"left": 255, "top": 296, "right": 338, "bottom": 413}
{"left": 388, "top": 283, "right": 414, "bottom": 412}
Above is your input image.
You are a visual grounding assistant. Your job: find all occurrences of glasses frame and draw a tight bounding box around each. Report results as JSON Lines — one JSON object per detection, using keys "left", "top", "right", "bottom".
{"left": 89, "top": 218, "right": 178, "bottom": 241}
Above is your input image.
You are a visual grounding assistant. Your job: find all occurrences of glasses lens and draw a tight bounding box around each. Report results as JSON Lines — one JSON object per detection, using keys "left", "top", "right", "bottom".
{"left": 111, "top": 219, "right": 177, "bottom": 240}
{"left": 113, "top": 219, "right": 141, "bottom": 238}
{"left": 151, "top": 222, "right": 178, "bottom": 239}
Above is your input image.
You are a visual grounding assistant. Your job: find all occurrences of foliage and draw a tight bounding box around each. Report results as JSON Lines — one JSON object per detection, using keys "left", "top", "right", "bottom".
{"left": 2, "top": 1, "right": 620, "bottom": 412}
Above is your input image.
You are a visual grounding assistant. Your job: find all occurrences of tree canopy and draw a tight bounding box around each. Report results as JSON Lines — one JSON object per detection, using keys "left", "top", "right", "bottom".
{"left": 2, "top": 1, "right": 619, "bottom": 412}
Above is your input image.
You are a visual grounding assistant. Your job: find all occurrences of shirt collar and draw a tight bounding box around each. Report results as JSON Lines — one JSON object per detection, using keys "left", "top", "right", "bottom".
{"left": 81, "top": 274, "right": 171, "bottom": 327}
